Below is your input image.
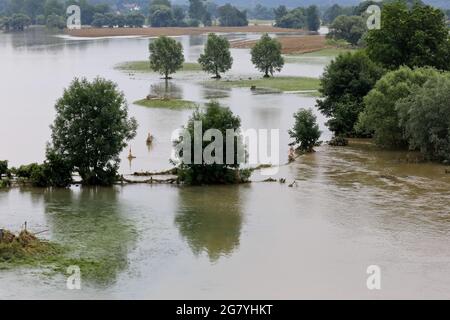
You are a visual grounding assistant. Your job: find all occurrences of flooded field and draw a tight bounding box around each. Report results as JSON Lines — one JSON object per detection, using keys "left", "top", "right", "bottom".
{"left": 1, "top": 28, "right": 449, "bottom": 299}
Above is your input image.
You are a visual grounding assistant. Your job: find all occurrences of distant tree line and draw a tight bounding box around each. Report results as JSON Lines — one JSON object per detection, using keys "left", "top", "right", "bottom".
{"left": 274, "top": 5, "right": 320, "bottom": 31}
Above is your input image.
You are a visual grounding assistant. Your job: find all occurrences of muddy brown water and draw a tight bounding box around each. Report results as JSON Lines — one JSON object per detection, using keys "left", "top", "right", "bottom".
{"left": 0, "top": 29, "right": 449, "bottom": 299}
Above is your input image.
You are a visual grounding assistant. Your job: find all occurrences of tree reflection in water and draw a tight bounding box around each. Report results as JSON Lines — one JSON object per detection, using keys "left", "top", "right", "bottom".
{"left": 175, "top": 185, "right": 245, "bottom": 262}
{"left": 43, "top": 186, "right": 137, "bottom": 285}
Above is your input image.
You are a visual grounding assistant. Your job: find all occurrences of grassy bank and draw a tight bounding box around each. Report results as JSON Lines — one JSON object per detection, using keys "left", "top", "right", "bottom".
{"left": 134, "top": 98, "right": 197, "bottom": 109}
{"left": 116, "top": 61, "right": 202, "bottom": 73}
{"left": 205, "top": 76, "right": 320, "bottom": 92}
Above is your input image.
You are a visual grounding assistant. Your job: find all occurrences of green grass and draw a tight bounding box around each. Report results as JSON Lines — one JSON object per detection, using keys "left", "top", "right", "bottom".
{"left": 134, "top": 98, "right": 197, "bottom": 109}
{"left": 116, "top": 61, "right": 202, "bottom": 73}
{"left": 205, "top": 76, "right": 320, "bottom": 92}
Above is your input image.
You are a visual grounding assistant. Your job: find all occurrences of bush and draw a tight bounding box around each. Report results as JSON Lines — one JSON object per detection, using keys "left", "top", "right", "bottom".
{"left": 288, "top": 108, "right": 321, "bottom": 152}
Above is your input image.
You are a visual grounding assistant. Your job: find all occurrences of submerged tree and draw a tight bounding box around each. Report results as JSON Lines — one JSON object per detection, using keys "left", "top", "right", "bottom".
{"left": 149, "top": 36, "right": 184, "bottom": 79}
{"left": 50, "top": 77, "right": 137, "bottom": 186}
{"left": 173, "top": 101, "right": 250, "bottom": 185}
{"left": 250, "top": 33, "right": 284, "bottom": 78}
{"left": 198, "top": 33, "right": 233, "bottom": 79}
{"left": 289, "top": 108, "right": 321, "bottom": 152}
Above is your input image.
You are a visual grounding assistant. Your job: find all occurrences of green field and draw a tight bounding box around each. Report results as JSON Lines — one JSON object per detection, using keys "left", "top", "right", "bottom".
{"left": 116, "top": 61, "right": 202, "bottom": 73}
{"left": 134, "top": 98, "right": 197, "bottom": 109}
{"left": 205, "top": 76, "right": 320, "bottom": 92}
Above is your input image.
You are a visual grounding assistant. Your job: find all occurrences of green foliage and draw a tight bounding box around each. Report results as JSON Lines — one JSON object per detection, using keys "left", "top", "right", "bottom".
{"left": 250, "top": 33, "right": 284, "bottom": 78}
{"left": 198, "top": 33, "right": 233, "bottom": 79}
{"left": 188, "top": 0, "right": 206, "bottom": 21}
{"left": 328, "top": 15, "right": 367, "bottom": 46}
{"left": 149, "top": 4, "right": 172, "bottom": 27}
{"left": 217, "top": 4, "right": 248, "bottom": 27}
{"left": 149, "top": 36, "right": 184, "bottom": 79}
{"left": 0, "top": 160, "right": 7, "bottom": 176}
{"left": 317, "top": 51, "right": 384, "bottom": 136}
{"left": 50, "top": 77, "right": 137, "bottom": 186}
{"left": 365, "top": 1, "right": 450, "bottom": 70}
{"left": 396, "top": 74, "right": 450, "bottom": 162}
{"left": 306, "top": 5, "right": 320, "bottom": 32}
{"left": 357, "top": 66, "right": 439, "bottom": 148}
{"left": 323, "top": 4, "right": 354, "bottom": 25}
{"left": 175, "top": 101, "right": 249, "bottom": 185}
{"left": 9, "top": 13, "right": 31, "bottom": 31}
{"left": 46, "top": 14, "right": 65, "bottom": 29}
{"left": 125, "top": 12, "right": 145, "bottom": 27}
{"left": 289, "top": 108, "right": 321, "bottom": 152}
{"left": 275, "top": 7, "right": 306, "bottom": 29}
{"left": 35, "top": 14, "right": 45, "bottom": 25}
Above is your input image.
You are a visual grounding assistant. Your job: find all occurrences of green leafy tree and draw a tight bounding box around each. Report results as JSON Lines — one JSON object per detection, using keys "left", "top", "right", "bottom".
{"left": 46, "top": 14, "right": 65, "bottom": 29}
{"left": 276, "top": 7, "right": 306, "bottom": 29}
{"left": 317, "top": 51, "right": 384, "bottom": 136}
{"left": 149, "top": 36, "right": 184, "bottom": 79}
{"left": 356, "top": 66, "right": 439, "bottom": 148}
{"left": 49, "top": 78, "right": 137, "bottom": 186}
{"left": 274, "top": 5, "right": 288, "bottom": 25}
{"left": 10, "top": 13, "right": 31, "bottom": 31}
{"left": 172, "top": 5, "right": 187, "bottom": 27}
{"left": 328, "top": 15, "right": 366, "bottom": 46}
{"left": 149, "top": 5, "right": 173, "bottom": 27}
{"left": 217, "top": 4, "right": 248, "bottom": 27}
{"left": 188, "top": 0, "right": 206, "bottom": 21}
{"left": 306, "top": 5, "right": 320, "bottom": 32}
{"left": 92, "top": 13, "right": 106, "bottom": 27}
{"left": 365, "top": 1, "right": 450, "bottom": 70}
{"left": 174, "top": 101, "right": 250, "bottom": 185}
{"left": 289, "top": 108, "right": 321, "bottom": 152}
{"left": 396, "top": 74, "right": 450, "bottom": 162}
{"left": 125, "top": 13, "right": 145, "bottom": 27}
{"left": 198, "top": 33, "right": 233, "bottom": 79}
{"left": 251, "top": 33, "right": 284, "bottom": 78}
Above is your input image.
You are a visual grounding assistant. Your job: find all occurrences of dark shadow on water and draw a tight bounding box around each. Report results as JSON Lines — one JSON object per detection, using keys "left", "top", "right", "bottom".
{"left": 175, "top": 185, "right": 244, "bottom": 263}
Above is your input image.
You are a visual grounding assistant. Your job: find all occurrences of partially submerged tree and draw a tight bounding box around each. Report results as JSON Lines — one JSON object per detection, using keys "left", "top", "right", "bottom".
{"left": 250, "top": 33, "right": 284, "bottom": 78}
{"left": 173, "top": 101, "right": 250, "bottom": 185}
{"left": 317, "top": 51, "right": 384, "bottom": 136}
{"left": 289, "top": 108, "right": 321, "bottom": 152}
{"left": 50, "top": 77, "right": 137, "bottom": 186}
{"left": 198, "top": 33, "right": 233, "bottom": 79}
{"left": 149, "top": 36, "right": 185, "bottom": 79}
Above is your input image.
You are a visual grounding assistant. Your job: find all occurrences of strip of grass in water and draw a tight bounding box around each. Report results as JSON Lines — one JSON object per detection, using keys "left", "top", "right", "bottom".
{"left": 134, "top": 98, "right": 197, "bottom": 109}
{"left": 284, "top": 48, "right": 355, "bottom": 63}
{"left": 116, "top": 61, "right": 202, "bottom": 73}
{"left": 206, "top": 76, "right": 320, "bottom": 92}
{"left": 0, "top": 235, "right": 117, "bottom": 285}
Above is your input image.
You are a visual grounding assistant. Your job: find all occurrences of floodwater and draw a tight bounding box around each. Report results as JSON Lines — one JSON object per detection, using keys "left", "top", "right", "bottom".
{"left": 1, "top": 28, "right": 450, "bottom": 299}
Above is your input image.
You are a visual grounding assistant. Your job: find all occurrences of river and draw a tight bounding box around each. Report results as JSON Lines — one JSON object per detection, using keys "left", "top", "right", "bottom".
{"left": 0, "top": 28, "right": 449, "bottom": 299}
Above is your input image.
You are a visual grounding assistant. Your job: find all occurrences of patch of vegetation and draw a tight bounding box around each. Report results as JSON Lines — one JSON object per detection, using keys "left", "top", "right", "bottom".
{"left": 205, "top": 76, "right": 320, "bottom": 92}
{"left": 134, "top": 98, "right": 197, "bottom": 109}
{"left": 116, "top": 61, "right": 202, "bottom": 73}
